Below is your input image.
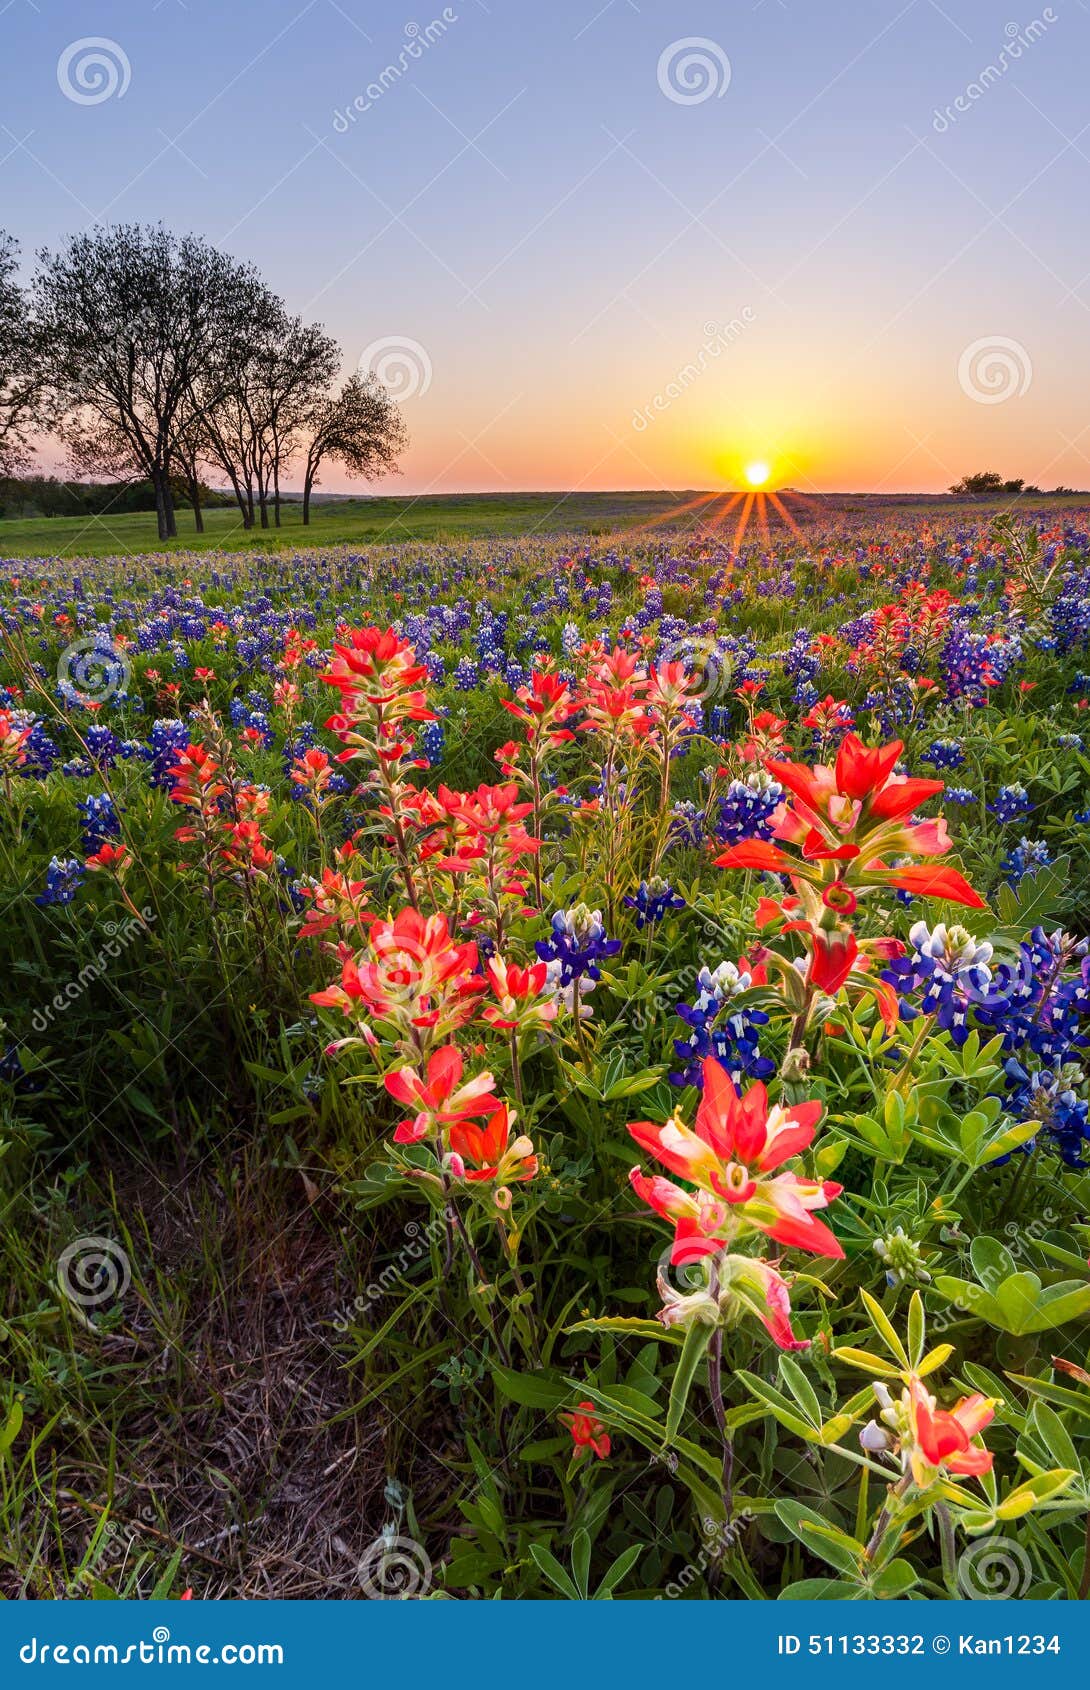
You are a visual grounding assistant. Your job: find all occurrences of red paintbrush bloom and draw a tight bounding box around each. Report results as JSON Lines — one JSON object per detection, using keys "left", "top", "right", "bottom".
{"left": 384, "top": 1045, "right": 498, "bottom": 1145}
{"left": 628, "top": 1057, "right": 842, "bottom": 1263}
{"left": 559, "top": 1402, "right": 611, "bottom": 1460}
{"left": 85, "top": 842, "right": 130, "bottom": 874}
{"left": 448, "top": 1102, "right": 538, "bottom": 1193}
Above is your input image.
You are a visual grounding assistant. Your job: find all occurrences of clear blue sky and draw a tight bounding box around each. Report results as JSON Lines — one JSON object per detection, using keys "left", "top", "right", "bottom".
{"left": 3, "top": 0, "right": 1088, "bottom": 493}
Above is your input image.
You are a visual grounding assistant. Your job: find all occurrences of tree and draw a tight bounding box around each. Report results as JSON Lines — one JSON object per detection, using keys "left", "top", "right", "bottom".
{"left": 33, "top": 224, "right": 269, "bottom": 541}
{"left": 198, "top": 308, "right": 341, "bottom": 530}
{"left": 0, "top": 232, "right": 45, "bottom": 476}
{"left": 950, "top": 471, "right": 1025, "bottom": 497}
{"left": 260, "top": 318, "right": 341, "bottom": 527}
{"left": 301, "top": 372, "right": 407, "bottom": 524}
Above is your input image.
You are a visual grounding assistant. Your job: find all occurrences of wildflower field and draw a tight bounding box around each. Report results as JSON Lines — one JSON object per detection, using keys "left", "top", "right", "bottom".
{"left": 3, "top": 503, "right": 1090, "bottom": 1601}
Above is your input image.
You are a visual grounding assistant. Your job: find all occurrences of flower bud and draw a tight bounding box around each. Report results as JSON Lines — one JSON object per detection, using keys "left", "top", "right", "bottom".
{"left": 859, "top": 1419, "right": 893, "bottom": 1453}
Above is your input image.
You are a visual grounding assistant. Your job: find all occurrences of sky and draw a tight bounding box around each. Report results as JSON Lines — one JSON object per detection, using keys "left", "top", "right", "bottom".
{"left": 2, "top": 0, "right": 1089, "bottom": 496}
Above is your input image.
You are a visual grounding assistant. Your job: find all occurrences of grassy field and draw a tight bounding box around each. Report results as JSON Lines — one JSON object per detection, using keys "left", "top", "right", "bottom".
{"left": 0, "top": 489, "right": 713, "bottom": 559}
{"left": 3, "top": 487, "right": 1088, "bottom": 560}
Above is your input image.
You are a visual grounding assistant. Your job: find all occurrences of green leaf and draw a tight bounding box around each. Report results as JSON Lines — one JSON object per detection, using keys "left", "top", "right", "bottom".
{"left": 491, "top": 1368, "right": 568, "bottom": 1410}
{"left": 775, "top": 1502, "right": 865, "bottom": 1576}
{"left": 0, "top": 1396, "right": 24, "bottom": 1457}
{"left": 150, "top": 1548, "right": 184, "bottom": 1600}
{"left": 1026, "top": 1402, "right": 1078, "bottom": 1472}
{"left": 996, "top": 1470, "right": 1076, "bottom": 1520}
{"left": 859, "top": 1290, "right": 909, "bottom": 1367}
{"left": 871, "top": 1558, "right": 918, "bottom": 1599}
{"left": 831, "top": 1346, "right": 902, "bottom": 1378}
{"left": 665, "top": 1320, "right": 714, "bottom": 1442}
{"left": 528, "top": 1543, "right": 580, "bottom": 1600}
{"left": 594, "top": 1542, "right": 643, "bottom": 1599}
{"left": 778, "top": 1355, "right": 822, "bottom": 1430}
{"left": 779, "top": 1578, "right": 861, "bottom": 1600}
{"left": 570, "top": 1528, "right": 592, "bottom": 1599}
{"left": 906, "top": 1290, "right": 926, "bottom": 1367}
{"left": 970, "top": 1234, "right": 1017, "bottom": 1288}
{"left": 736, "top": 1370, "right": 816, "bottom": 1440}
{"left": 565, "top": 1317, "right": 683, "bottom": 1347}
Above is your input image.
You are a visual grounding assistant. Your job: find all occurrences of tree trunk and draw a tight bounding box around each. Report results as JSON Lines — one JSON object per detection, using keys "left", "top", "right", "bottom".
{"left": 152, "top": 467, "right": 170, "bottom": 541}
{"left": 188, "top": 474, "right": 204, "bottom": 533}
{"left": 164, "top": 477, "right": 178, "bottom": 538}
{"left": 302, "top": 469, "right": 313, "bottom": 525}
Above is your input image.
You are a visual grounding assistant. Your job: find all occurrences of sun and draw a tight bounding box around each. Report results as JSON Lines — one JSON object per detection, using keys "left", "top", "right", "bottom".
{"left": 744, "top": 460, "right": 771, "bottom": 488}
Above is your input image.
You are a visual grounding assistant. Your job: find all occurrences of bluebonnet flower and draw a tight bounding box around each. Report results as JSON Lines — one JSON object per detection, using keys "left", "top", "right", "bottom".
{"left": 0, "top": 1045, "right": 44, "bottom": 1095}
{"left": 624, "top": 877, "right": 686, "bottom": 928}
{"left": 1057, "top": 733, "right": 1083, "bottom": 750}
{"left": 84, "top": 724, "right": 122, "bottom": 767}
{"left": 1000, "top": 837, "right": 1052, "bottom": 886}
{"left": 76, "top": 793, "right": 120, "bottom": 853}
{"left": 989, "top": 783, "right": 1033, "bottom": 824}
{"left": 921, "top": 738, "right": 964, "bottom": 770}
{"left": 944, "top": 787, "right": 976, "bottom": 805}
{"left": 535, "top": 904, "right": 620, "bottom": 987}
{"left": 1001, "top": 1060, "right": 1090, "bottom": 1168}
{"left": 421, "top": 719, "right": 445, "bottom": 766}
{"left": 883, "top": 921, "right": 994, "bottom": 1042}
{"left": 36, "top": 857, "right": 86, "bottom": 906}
{"left": 148, "top": 719, "right": 191, "bottom": 789}
{"left": 711, "top": 770, "right": 783, "bottom": 847}
{"left": 973, "top": 928, "right": 1090, "bottom": 1069}
{"left": 14, "top": 716, "right": 59, "bottom": 777}
{"left": 671, "top": 960, "right": 773, "bottom": 1089}
{"left": 453, "top": 657, "right": 480, "bottom": 691}
{"left": 668, "top": 800, "right": 703, "bottom": 849}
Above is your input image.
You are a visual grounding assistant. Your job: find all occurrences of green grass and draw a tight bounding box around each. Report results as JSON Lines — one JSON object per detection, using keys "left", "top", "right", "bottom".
{"left": 0, "top": 489, "right": 708, "bottom": 560}
{"left": 4, "top": 486, "right": 1088, "bottom": 561}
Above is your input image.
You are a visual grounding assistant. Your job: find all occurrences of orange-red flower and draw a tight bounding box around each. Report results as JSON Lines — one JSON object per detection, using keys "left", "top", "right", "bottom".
{"left": 383, "top": 1045, "right": 498, "bottom": 1145}
{"left": 905, "top": 1376, "right": 996, "bottom": 1487}
{"left": 716, "top": 734, "right": 984, "bottom": 911}
{"left": 628, "top": 1057, "right": 842, "bottom": 1263}
{"left": 311, "top": 908, "right": 483, "bottom": 1043}
{"left": 482, "top": 956, "right": 558, "bottom": 1030}
{"left": 85, "top": 841, "right": 131, "bottom": 875}
{"left": 448, "top": 1102, "right": 538, "bottom": 1190}
{"left": 559, "top": 1401, "right": 611, "bottom": 1460}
